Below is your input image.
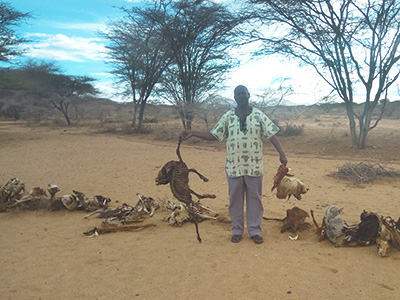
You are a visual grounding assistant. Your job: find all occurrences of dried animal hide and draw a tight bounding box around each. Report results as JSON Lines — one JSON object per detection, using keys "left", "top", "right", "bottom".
{"left": 84, "top": 223, "right": 156, "bottom": 237}
{"left": 377, "top": 216, "right": 400, "bottom": 257}
{"left": 342, "top": 210, "right": 379, "bottom": 247}
{"left": 324, "top": 206, "right": 348, "bottom": 245}
{"left": 310, "top": 209, "right": 326, "bottom": 241}
{"left": 263, "top": 207, "right": 310, "bottom": 233}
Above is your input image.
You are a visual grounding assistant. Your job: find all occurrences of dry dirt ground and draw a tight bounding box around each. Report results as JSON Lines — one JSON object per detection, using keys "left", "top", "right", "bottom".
{"left": 1, "top": 116, "right": 400, "bottom": 300}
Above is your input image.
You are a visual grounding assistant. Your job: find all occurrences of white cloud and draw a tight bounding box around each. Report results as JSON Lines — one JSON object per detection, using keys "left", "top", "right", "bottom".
{"left": 221, "top": 55, "right": 333, "bottom": 104}
{"left": 91, "top": 72, "right": 114, "bottom": 78}
{"left": 24, "top": 33, "right": 107, "bottom": 62}
{"left": 47, "top": 21, "right": 106, "bottom": 32}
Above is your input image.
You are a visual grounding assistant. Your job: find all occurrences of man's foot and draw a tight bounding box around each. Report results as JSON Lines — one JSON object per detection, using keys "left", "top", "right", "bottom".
{"left": 251, "top": 235, "right": 264, "bottom": 244}
{"left": 231, "top": 235, "right": 242, "bottom": 243}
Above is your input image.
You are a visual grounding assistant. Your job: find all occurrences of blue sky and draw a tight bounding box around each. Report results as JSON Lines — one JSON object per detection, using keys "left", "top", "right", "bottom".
{"left": 6, "top": 0, "right": 130, "bottom": 98}
{"left": 5, "top": 0, "right": 332, "bottom": 104}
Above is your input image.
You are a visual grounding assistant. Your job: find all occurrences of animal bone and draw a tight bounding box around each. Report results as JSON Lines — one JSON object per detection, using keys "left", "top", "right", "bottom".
{"left": 4, "top": 178, "right": 26, "bottom": 200}
{"left": 165, "top": 200, "right": 217, "bottom": 226}
{"left": 0, "top": 178, "right": 26, "bottom": 205}
{"left": 73, "top": 190, "right": 111, "bottom": 212}
{"left": 5, "top": 187, "right": 48, "bottom": 210}
{"left": 59, "top": 194, "right": 80, "bottom": 211}
{"left": 84, "top": 203, "right": 135, "bottom": 219}
{"left": 135, "top": 193, "right": 160, "bottom": 217}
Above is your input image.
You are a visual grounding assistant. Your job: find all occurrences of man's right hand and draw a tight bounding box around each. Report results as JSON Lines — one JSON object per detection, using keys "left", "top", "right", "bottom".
{"left": 180, "top": 129, "right": 192, "bottom": 140}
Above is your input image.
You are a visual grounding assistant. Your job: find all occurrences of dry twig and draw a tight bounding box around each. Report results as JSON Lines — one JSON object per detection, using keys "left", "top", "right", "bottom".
{"left": 332, "top": 162, "right": 400, "bottom": 184}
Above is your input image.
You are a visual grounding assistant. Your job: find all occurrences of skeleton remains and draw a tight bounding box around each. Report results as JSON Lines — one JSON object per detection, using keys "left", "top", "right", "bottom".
{"left": 83, "top": 193, "right": 160, "bottom": 236}
{"left": 84, "top": 223, "right": 156, "bottom": 237}
{"left": 156, "top": 137, "right": 216, "bottom": 243}
{"left": 311, "top": 206, "right": 400, "bottom": 257}
{"left": 0, "top": 178, "right": 26, "bottom": 210}
{"left": 73, "top": 190, "right": 111, "bottom": 212}
{"left": 342, "top": 211, "right": 400, "bottom": 257}
{"left": 165, "top": 200, "right": 218, "bottom": 226}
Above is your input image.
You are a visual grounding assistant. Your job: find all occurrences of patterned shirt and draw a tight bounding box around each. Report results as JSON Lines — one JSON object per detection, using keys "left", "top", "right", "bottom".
{"left": 210, "top": 107, "right": 279, "bottom": 178}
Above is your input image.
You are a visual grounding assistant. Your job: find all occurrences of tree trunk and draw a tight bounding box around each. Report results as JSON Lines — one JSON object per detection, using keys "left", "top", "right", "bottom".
{"left": 131, "top": 103, "right": 138, "bottom": 128}
{"left": 52, "top": 99, "right": 71, "bottom": 126}
{"left": 357, "top": 107, "right": 373, "bottom": 149}
{"left": 185, "top": 109, "right": 193, "bottom": 130}
{"left": 344, "top": 103, "right": 358, "bottom": 148}
{"left": 179, "top": 109, "right": 187, "bottom": 129}
{"left": 63, "top": 112, "right": 71, "bottom": 126}
{"left": 137, "top": 101, "right": 146, "bottom": 131}
{"left": 186, "top": 119, "right": 192, "bottom": 130}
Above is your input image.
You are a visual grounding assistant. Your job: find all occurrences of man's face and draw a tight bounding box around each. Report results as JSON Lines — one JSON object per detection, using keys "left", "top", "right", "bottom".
{"left": 234, "top": 87, "right": 250, "bottom": 107}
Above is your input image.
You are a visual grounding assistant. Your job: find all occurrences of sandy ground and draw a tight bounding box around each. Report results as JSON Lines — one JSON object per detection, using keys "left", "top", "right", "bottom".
{"left": 1, "top": 117, "right": 400, "bottom": 300}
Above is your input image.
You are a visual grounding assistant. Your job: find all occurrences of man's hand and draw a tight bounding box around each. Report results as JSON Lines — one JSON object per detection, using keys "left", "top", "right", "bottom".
{"left": 180, "top": 129, "right": 192, "bottom": 140}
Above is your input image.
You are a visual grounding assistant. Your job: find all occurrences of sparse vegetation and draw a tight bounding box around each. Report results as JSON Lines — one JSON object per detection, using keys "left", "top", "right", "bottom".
{"left": 332, "top": 162, "right": 400, "bottom": 184}
{"left": 277, "top": 123, "right": 304, "bottom": 137}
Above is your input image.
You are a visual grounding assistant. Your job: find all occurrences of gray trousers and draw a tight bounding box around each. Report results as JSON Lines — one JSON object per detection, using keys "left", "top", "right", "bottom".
{"left": 227, "top": 175, "right": 264, "bottom": 237}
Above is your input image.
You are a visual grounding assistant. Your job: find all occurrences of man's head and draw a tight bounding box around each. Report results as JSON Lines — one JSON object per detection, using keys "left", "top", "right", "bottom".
{"left": 234, "top": 85, "right": 250, "bottom": 107}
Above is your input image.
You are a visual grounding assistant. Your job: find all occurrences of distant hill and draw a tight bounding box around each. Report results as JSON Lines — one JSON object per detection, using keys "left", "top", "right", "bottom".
{"left": 1, "top": 89, "right": 399, "bottom": 125}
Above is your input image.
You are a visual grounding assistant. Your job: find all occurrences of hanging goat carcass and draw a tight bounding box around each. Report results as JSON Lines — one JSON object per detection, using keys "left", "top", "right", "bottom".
{"left": 271, "top": 165, "right": 309, "bottom": 201}
{"left": 156, "top": 137, "right": 216, "bottom": 243}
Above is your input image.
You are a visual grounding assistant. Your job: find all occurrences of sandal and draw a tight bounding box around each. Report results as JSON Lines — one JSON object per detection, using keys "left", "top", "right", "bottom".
{"left": 251, "top": 235, "right": 264, "bottom": 244}
{"left": 231, "top": 235, "right": 242, "bottom": 243}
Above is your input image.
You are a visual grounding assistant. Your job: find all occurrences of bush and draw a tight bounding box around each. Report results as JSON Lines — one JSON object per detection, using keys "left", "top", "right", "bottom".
{"left": 273, "top": 120, "right": 304, "bottom": 136}
{"left": 154, "top": 129, "right": 177, "bottom": 141}
{"left": 143, "top": 117, "right": 158, "bottom": 123}
{"left": 279, "top": 123, "right": 304, "bottom": 136}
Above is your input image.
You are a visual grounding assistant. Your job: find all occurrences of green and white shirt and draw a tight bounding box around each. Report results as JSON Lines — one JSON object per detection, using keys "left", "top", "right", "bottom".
{"left": 210, "top": 107, "right": 279, "bottom": 178}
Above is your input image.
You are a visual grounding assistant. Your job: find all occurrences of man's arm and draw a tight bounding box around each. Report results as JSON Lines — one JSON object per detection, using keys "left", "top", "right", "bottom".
{"left": 181, "top": 129, "right": 217, "bottom": 141}
{"left": 270, "top": 135, "right": 288, "bottom": 166}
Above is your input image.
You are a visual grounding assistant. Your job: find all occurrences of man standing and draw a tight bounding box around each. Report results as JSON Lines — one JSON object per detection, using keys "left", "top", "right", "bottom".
{"left": 181, "top": 85, "right": 287, "bottom": 244}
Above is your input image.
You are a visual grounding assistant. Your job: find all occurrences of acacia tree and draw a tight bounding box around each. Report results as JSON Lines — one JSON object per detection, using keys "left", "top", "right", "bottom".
{"left": 49, "top": 75, "right": 97, "bottom": 126}
{"left": 20, "top": 60, "right": 97, "bottom": 125}
{"left": 252, "top": 78, "right": 293, "bottom": 117}
{"left": 102, "top": 3, "right": 170, "bottom": 131}
{"left": 0, "top": 1, "right": 32, "bottom": 62}
{"left": 195, "top": 94, "right": 233, "bottom": 130}
{"left": 155, "top": 0, "right": 245, "bottom": 129}
{"left": 248, "top": 0, "right": 400, "bottom": 149}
